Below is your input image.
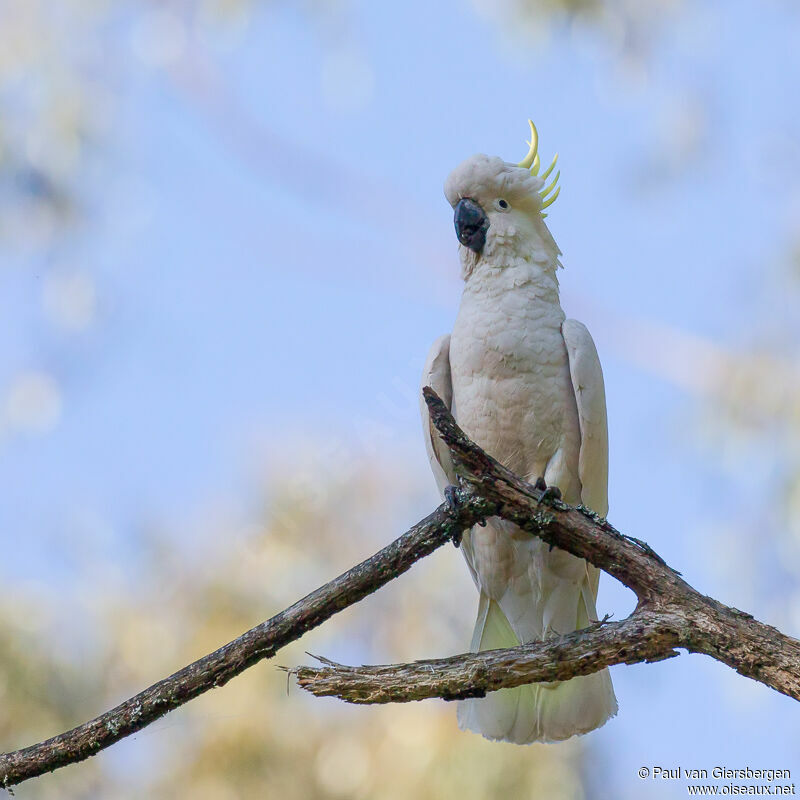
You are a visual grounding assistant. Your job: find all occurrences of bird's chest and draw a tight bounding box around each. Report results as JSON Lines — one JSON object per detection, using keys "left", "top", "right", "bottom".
{"left": 448, "top": 277, "right": 572, "bottom": 474}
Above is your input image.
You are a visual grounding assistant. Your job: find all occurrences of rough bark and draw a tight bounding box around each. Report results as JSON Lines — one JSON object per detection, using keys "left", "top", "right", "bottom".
{"left": 292, "top": 388, "right": 800, "bottom": 704}
{"left": 0, "top": 498, "right": 491, "bottom": 789}
{"left": 2, "top": 388, "right": 798, "bottom": 790}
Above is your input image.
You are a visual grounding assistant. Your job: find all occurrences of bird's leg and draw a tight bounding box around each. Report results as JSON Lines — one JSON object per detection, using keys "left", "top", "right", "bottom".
{"left": 534, "top": 476, "right": 562, "bottom": 506}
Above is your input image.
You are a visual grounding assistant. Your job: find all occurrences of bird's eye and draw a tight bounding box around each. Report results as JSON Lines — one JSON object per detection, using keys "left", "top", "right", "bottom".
{"left": 494, "top": 199, "right": 510, "bottom": 211}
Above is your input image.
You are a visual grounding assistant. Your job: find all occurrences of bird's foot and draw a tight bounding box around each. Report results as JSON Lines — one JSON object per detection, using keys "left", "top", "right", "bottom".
{"left": 444, "top": 484, "right": 461, "bottom": 513}
{"left": 444, "top": 484, "right": 486, "bottom": 545}
{"left": 534, "top": 476, "right": 562, "bottom": 506}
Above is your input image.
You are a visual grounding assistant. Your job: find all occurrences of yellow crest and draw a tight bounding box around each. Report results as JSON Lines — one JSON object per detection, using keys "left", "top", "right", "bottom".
{"left": 517, "top": 119, "right": 560, "bottom": 215}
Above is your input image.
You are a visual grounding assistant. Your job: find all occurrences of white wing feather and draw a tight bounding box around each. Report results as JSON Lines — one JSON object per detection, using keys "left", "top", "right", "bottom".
{"left": 420, "top": 335, "right": 480, "bottom": 590}
{"left": 420, "top": 334, "right": 457, "bottom": 493}
{"left": 562, "top": 318, "right": 609, "bottom": 600}
{"left": 561, "top": 319, "right": 609, "bottom": 517}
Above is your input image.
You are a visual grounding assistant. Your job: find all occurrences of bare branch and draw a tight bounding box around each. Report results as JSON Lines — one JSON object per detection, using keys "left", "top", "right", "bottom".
{"left": 2, "top": 387, "right": 798, "bottom": 790}
{"left": 291, "top": 388, "right": 800, "bottom": 705}
{"left": 0, "top": 498, "right": 491, "bottom": 789}
{"left": 292, "top": 612, "right": 681, "bottom": 704}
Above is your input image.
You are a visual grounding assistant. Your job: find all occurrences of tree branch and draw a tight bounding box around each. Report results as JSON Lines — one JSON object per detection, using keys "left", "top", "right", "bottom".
{"left": 291, "top": 388, "right": 800, "bottom": 705}
{"left": 0, "top": 497, "right": 491, "bottom": 789}
{"left": 3, "top": 388, "right": 798, "bottom": 790}
{"left": 292, "top": 611, "right": 681, "bottom": 703}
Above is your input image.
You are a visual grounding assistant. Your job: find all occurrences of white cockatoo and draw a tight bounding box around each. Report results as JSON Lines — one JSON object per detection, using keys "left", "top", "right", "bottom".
{"left": 420, "top": 121, "right": 617, "bottom": 744}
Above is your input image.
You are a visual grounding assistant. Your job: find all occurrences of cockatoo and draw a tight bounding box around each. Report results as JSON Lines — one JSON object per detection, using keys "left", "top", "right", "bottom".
{"left": 420, "top": 121, "right": 617, "bottom": 744}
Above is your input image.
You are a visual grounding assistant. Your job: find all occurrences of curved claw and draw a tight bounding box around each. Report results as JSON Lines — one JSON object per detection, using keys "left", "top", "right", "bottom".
{"left": 538, "top": 485, "right": 563, "bottom": 505}
{"left": 533, "top": 475, "right": 562, "bottom": 505}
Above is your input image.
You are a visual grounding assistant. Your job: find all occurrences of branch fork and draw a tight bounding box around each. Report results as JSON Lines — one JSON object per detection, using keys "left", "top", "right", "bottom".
{"left": 292, "top": 388, "right": 800, "bottom": 705}
{"left": 1, "top": 388, "right": 797, "bottom": 790}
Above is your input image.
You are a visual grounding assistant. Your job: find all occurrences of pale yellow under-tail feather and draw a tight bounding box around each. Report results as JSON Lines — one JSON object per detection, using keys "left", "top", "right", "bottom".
{"left": 457, "top": 593, "right": 617, "bottom": 744}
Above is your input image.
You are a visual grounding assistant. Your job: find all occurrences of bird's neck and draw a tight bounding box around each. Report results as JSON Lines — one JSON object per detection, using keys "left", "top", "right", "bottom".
{"left": 460, "top": 222, "right": 563, "bottom": 305}
{"left": 463, "top": 257, "right": 561, "bottom": 306}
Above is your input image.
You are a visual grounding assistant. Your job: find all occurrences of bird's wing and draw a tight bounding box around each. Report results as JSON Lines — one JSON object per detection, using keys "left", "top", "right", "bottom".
{"left": 421, "top": 334, "right": 482, "bottom": 592}
{"left": 420, "top": 334, "right": 457, "bottom": 493}
{"left": 562, "top": 319, "right": 609, "bottom": 602}
{"left": 562, "top": 319, "right": 609, "bottom": 517}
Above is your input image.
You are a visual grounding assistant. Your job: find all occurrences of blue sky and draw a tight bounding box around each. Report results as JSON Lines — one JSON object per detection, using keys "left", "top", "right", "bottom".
{"left": 2, "top": 0, "right": 799, "bottom": 796}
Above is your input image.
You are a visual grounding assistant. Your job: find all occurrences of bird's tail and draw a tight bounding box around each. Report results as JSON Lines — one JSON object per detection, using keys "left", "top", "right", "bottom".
{"left": 457, "top": 592, "right": 617, "bottom": 744}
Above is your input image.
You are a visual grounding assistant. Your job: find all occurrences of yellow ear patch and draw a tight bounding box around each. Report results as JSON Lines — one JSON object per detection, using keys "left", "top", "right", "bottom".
{"left": 517, "top": 119, "right": 561, "bottom": 213}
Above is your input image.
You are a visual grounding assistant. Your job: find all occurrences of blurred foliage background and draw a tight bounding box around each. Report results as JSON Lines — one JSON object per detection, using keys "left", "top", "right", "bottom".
{"left": 2, "top": 460, "right": 585, "bottom": 798}
{"left": 1, "top": 0, "right": 799, "bottom": 798}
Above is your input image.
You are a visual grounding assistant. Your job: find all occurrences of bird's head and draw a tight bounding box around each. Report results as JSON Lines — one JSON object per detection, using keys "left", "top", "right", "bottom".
{"left": 444, "top": 120, "right": 562, "bottom": 278}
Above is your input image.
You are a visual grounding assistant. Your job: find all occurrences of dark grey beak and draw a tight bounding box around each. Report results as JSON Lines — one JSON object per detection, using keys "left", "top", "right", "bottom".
{"left": 454, "top": 198, "right": 488, "bottom": 253}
